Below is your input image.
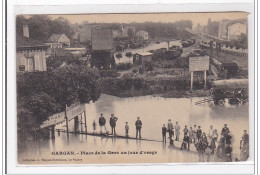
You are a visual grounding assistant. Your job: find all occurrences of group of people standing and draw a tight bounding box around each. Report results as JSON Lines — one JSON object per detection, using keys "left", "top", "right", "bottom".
{"left": 93, "top": 114, "right": 143, "bottom": 139}
{"left": 163, "top": 119, "right": 218, "bottom": 152}
{"left": 92, "top": 114, "right": 249, "bottom": 162}
{"left": 162, "top": 120, "right": 244, "bottom": 162}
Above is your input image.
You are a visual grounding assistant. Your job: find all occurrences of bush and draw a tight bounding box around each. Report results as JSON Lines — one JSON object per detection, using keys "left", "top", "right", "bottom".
{"left": 132, "top": 68, "right": 138, "bottom": 73}
{"left": 125, "top": 52, "right": 133, "bottom": 58}
{"left": 17, "top": 65, "right": 101, "bottom": 145}
{"left": 116, "top": 63, "right": 132, "bottom": 70}
{"left": 99, "top": 69, "right": 118, "bottom": 78}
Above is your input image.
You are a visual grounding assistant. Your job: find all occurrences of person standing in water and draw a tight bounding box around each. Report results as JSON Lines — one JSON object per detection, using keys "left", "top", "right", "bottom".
{"left": 175, "top": 122, "right": 180, "bottom": 141}
{"left": 98, "top": 113, "right": 107, "bottom": 134}
{"left": 109, "top": 114, "right": 118, "bottom": 135}
{"left": 167, "top": 119, "right": 174, "bottom": 140}
{"left": 193, "top": 124, "right": 198, "bottom": 143}
{"left": 92, "top": 120, "right": 97, "bottom": 133}
{"left": 135, "top": 117, "right": 142, "bottom": 139}
{"left": 125, "top": 122, "right": 129, "bottom": 137}
{"left": 162, "top": 124, "right": 167, "bottom": 143}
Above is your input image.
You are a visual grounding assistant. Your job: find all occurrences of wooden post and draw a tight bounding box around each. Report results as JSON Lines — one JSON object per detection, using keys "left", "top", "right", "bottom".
{"left": 74, "top": 116, "right": 79, "bottom": 134}
{"left": 84, "top": 111, "right": 87, "bottom": 134}
{"left": 65, "top": 105, "right": 69, "bottom": 145}
{"left": 190, "top": 71, "right": 194, "bottom": 91}
{"left": 80, "top": 114, "right": 83, "bottom": 133}
{"left": 204, "top": 70, "right": 207, "bottom": 89}
{"left": 51, "top": 125, "right": 55, "bottom": 139}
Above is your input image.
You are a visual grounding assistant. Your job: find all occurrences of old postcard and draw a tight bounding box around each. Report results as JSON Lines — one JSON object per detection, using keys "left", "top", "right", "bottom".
{"left": 16, "top": 12, "right": 250, "bottom": 164}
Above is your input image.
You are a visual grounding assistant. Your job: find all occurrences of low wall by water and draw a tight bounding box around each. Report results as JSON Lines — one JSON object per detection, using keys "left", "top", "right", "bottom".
{"left": 100, "top": 77, "right": 212, "bottom": 97}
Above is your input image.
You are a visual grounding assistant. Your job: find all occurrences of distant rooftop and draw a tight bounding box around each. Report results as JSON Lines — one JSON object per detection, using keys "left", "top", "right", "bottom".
{"left": 47, "top": 34, "right": 66, "bottom": 43}
{"left": 16, "top": 34, "right": 48, "bottom": 51}
{"left": 135, "top": 52, "right": 153, "bottom": 56}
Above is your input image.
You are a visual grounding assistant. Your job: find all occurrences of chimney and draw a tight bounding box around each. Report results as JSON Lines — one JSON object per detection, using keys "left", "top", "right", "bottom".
{"left": 23, "top": 25, "right": 29, "bottom": 38}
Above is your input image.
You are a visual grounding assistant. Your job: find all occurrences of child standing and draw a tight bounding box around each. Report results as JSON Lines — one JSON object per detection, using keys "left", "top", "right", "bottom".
{"left": 92, "top": 120, "right": 96, "bottom": 133}
{"left": 125, "top": 122, "right": 129, "bottom": 137}
{"left": 162, "top": 124, "right": 167, "bottom": 143}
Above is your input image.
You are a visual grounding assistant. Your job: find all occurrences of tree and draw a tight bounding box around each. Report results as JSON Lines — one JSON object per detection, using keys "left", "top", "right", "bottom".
{"left": 116, "top": 53, "right": 123, "bottom": 63}
{"left": 207, "top": 21, "right": 219, "bottom": 37}
{"left": 51, "top": 65, "right": 101, "bottom": 107}
{"left": 16, "top": 15, "right": 73, "bottom": 42}
{"left": 127, "top": 28, "right": 135, "bottom": 39}
{"left": 17, "top": 65, "right": 101, "bottom": 138}
{"left": 125, "top": 52, "right": 133, "bottom": 63}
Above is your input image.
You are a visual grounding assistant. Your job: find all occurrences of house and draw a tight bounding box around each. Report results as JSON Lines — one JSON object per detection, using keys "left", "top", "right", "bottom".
{"left": 121, "top": 26, "right": 136, "bottom": 38}
{"left": 218, "top": 20, "right": 231, "bottom": 40}
{"left": 91, "top": 28, "right": 113, "bottom": 51}
{"left": 227, "top": 23, "right": 247, "bottom": 41}
{"left": 16, "top": 25, "right": 48, "bottom": 72}
{"left": 218, "top": 20, "right": 247, "bottom": 41}
{"left": 79, "top": 26, "right": 92, "bottom": 44}
{"left": 136, "top": 30, "right": 149, "bottom": 41}
{"left": 46, "top": 34, "right": 70, "bottom": 48}
{"left": 91, "top": 28, "right": 114, "bottom": 69}
{"left": 112, "top": 29, "right": 122, "bottom": 38}
{"left": 133, "top": 52, "right": 153, "bottom": 66}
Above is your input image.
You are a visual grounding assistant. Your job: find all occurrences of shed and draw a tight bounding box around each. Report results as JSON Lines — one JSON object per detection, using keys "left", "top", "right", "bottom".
{"left": 133, "top": 52, "right": 153, "bottom": 65}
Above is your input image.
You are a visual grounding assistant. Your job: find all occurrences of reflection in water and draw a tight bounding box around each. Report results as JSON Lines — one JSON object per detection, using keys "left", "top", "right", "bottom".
{"left": 125, "top": 138, "right": 129, "bottom": 146}
{"left": 50, "top": 137, "right": 56, "bottom": 152}
{"left": 136, "top": 139, "right": 142, "bottom": 150}
{"left": 162, "top": 142, "right": 166, "bottom": 154}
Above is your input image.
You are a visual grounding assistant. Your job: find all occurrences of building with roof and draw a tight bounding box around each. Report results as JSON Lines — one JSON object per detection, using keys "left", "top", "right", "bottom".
{"left": 79, "top": 26, "right": 92, "bottom": 44}
{"left": 121, "top": 26, "right": 136, "bottom": 38}
{"left": 46, "top": 34, "right": 70, "bottom": 48}
{"left": 112, "top": 29, "right": 122, "bottom": 38}
{"left": 91, "top": 28, "right": 114, "bottom": 69}
{"left": 16, "top": 25, "right": 49, "bottom": 72}
{"left": 218, "top": 20, "right": 247, "bottom": 41}
{"left": 227, "top": 23, "right": 247, "bottom": 41}
{"left": 218, "top": 20, "right": 231, "bottom": 40}
{"left": 136, "top": 30, "right": 149, "bottom": 41}
{"left": 133, "top": 52, "right": 153, "bottom": 66}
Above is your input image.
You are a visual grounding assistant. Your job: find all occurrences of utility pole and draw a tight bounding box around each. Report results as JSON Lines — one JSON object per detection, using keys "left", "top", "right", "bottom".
{"left": 204, "top": 70, "right": 207, "bottom": 89}
{"left": 190, "top": 71, "right": 194, "bottom": 91}
{"left": 80, "top": 114, "right": 83, "bottom": 133}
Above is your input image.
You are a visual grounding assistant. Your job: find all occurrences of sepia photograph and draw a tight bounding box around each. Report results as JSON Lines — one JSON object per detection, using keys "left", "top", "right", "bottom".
{"left": 16, "top": 12, "right": 250, "bottom": 164}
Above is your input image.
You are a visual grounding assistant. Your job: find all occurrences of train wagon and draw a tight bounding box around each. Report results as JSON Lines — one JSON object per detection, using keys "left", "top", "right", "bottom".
{"left": 211, "top": 79, "right": 248, "bottom": 105}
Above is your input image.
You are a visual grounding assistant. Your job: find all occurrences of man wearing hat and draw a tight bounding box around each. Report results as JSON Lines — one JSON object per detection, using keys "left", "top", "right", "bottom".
{"left": 109, "top": 114, "right": 118, "bottom": 135}
{"left": 175, "top": 122, "right": 180, "bottom": 141}
{"left": 98, "top": 113, "right": 107, "bottom": 134}
{"left": 125, "top": 122, "right": 129, "bottom": 137}
{"left": 221, "top": 124, "right": 230, "bottom": 138}
{"left": 167, "top": 119, "right": 174, "bottom": 140}
{"left": 135, "top": 117, "right": 142, "bottom": 139}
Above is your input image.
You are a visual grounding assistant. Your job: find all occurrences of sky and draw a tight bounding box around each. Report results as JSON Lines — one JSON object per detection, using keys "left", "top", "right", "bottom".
{"left": 49, "top": 12, "right": 248, "bottom": 27}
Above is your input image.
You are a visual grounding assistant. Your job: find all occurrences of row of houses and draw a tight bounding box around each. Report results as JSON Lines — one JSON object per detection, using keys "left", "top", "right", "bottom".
{"left": 193, "top": 19, "right": 247, "bottom": 42}
{"left": 16, "top": 25, "right": 71, "bottom": 72}
{"left": 218, "top": 20, "right": 247, "bottom": 41}
{"left": 78, "top": 25, "right": 149, "bottom": 44}
{"left": 16, "top": 24, "right": 149, "bottom": 72}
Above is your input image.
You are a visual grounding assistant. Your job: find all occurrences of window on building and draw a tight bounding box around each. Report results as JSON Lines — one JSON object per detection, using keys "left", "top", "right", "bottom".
{"left": 19, "top": 65, "right": 25, "bottom": 71}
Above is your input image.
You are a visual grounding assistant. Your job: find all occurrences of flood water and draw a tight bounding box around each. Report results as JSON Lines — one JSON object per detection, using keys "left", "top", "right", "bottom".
{"left": 19, "top": 94, "right": 249, "bottom": 164}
